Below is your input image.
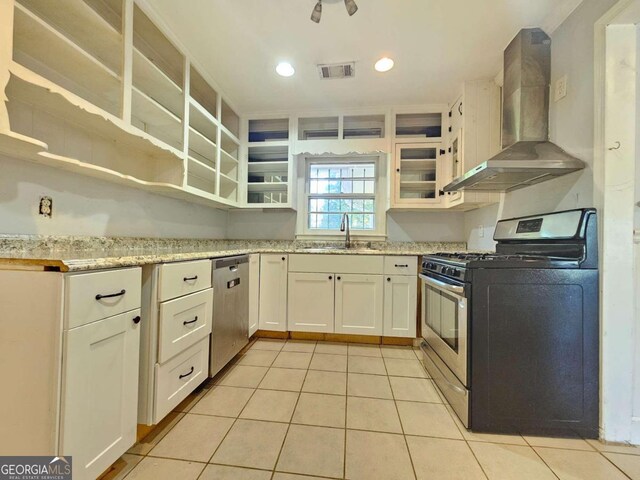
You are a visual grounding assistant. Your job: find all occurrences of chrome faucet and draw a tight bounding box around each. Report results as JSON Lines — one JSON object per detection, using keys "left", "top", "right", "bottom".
{"left": 340, "top": 213, "right": 351, "bottom": 249}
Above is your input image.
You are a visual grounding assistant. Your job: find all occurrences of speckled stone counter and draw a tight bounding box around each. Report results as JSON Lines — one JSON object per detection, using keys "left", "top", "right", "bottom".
{"left": 0, "top": 236, "right": 467, "bottom": 272}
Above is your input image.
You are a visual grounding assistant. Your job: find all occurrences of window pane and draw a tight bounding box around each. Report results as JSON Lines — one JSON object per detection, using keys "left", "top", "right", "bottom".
{"left": 328, "top": 214, "right": 342, "bottom": 229}
{"left": 364, "top": 180, "right": 374, "bottom": 194}
{"left": 363, "top": 199, "right": 374, "bottom": 212}
{"left": 307, "top": 161, "right": 376, "bottom": 231}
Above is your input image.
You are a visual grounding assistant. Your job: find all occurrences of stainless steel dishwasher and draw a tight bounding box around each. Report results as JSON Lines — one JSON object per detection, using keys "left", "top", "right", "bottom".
{"left": 210, "top": 255, "right": 249, "bottom": 377}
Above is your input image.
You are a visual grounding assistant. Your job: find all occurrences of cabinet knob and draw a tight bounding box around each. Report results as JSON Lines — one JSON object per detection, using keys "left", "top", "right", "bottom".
{"left": 396, "top": 168, "right": 400, "bottom": 173}
{"left": 132, "top": 315, "right": 141, "bottom": 324}
{"left": 337, "top": 276, "right": 341, "bottom": 280}
{"left": 387, "top": 277, "right": 391, "bottom": 282}
{"left": 329, "top": 275, "right": 333, "bottom": 280}
{"left": 281, "top": 257, "right": 286, "bottom": 261}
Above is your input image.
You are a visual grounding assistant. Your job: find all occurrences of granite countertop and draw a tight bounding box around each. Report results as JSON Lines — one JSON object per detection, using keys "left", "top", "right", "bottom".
{"left": 0, "top": 236, "right": 467, "bottom": 272}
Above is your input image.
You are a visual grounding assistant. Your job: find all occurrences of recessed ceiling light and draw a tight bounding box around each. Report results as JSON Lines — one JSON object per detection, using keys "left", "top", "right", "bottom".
{"left": 374, "top": 57, "right": 394, "bottom": 73}
{"left": 276, "top": 62, "right": 295, "bottom": 77}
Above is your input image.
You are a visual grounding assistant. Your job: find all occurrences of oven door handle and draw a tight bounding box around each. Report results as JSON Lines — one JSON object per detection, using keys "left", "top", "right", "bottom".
{"left": 419, "top": 274, "right": 465, "bottom": 295}
{"left": 419, "top": 342, "right": 468, "bottom": 396}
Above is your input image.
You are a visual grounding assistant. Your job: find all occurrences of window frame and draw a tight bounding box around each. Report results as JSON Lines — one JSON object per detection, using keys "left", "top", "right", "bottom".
{"left": 296, "top": 154, "right": 387, "bottom": 239}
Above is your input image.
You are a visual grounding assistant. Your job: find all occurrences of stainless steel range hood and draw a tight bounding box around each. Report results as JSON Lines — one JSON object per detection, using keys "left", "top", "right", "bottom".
{"left": 443, "top": 28, "right": 585, "bottom": 193}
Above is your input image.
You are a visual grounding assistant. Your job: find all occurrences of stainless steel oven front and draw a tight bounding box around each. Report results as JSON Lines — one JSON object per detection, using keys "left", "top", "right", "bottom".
{"left": 419, "top": 272, "right": 471, "bottom": 426}
{"left": 420, "top": 273, "right": 468, "bottom": 385}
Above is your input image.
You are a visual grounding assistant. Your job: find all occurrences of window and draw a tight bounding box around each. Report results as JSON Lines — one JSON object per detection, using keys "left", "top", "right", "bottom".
{"left": 307, "top": 162, "right": 376, "bottom": 231}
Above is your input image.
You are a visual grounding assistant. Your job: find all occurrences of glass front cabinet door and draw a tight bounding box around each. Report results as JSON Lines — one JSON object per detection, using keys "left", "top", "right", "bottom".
{"left": 393, "top": 143, "right": 445, "bottom": 207}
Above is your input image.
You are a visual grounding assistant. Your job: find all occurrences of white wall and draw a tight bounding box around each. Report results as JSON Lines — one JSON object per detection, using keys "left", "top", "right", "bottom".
{"left": 464, "top": 0, "right": 619, "bottom": 246}
{"left": 0, "top": 155, "right": 228, "bottom": 238}
{"left": 227, "top": 210, "right": 466, "bottom": 243}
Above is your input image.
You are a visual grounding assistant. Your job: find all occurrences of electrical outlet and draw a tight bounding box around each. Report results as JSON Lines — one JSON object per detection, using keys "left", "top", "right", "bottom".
{"left": 555, "top": 75, "right": 568, "bottom": 102}
{"left": 39, "top": 196, "right": 53, "bottom": 218}
{"left": 478, "top": 225, "right": 484, "bottom": 238}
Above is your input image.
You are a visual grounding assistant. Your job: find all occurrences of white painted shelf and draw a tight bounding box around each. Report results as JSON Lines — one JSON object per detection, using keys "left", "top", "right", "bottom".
{"left": 13, "top": 3, "right": 122, "bottom": 115}
{"left": 247, "top": 182, "right": 288, "bottom": 193}
{"left": 132, "top": 47, "right": 183, "bottom": 118}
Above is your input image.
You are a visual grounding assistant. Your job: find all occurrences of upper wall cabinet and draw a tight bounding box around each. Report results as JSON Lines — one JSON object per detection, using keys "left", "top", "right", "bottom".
{"left": 444, "top": 80, "right": 501, "bottom": 210}
{"left": 1, "top": 0, "right": 243, "bottom": 209}
{"left": 389, "top": 108, "right": 447, "bottom": 210}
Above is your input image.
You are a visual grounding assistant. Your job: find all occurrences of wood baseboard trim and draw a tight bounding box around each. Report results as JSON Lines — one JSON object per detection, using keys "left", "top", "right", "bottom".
{"left": 254, "top": 330, "right": 414, "bottom": 346}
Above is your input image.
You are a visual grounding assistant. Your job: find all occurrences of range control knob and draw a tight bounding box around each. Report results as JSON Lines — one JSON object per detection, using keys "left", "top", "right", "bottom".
{"left": 453, "top": 269, "right": 461, "bottom": 277}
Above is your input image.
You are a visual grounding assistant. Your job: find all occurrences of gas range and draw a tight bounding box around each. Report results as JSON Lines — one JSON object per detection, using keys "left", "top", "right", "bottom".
{"left": 418, "top": 208, "right": 599, "bottom": 438}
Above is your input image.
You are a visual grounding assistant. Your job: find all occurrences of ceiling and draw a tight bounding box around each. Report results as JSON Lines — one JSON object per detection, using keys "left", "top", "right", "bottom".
{"left": 149, "top": 0, "right": 580, "bottom": 114}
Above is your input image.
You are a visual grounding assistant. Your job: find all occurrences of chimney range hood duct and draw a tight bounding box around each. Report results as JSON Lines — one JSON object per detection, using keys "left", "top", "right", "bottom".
{"left": 443, "top": 28, "right": 585, "bottom": 193}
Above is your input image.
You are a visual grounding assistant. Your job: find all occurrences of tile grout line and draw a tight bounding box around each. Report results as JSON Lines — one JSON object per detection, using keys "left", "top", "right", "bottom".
{"left": 343, "top": 362, "right": 349, "bottom": 480}
{"left": 198, "top": 338, "right": 273, "bottom": 478}
{"left": 384, "top": 355, "right": 419, "bottom": 480}
{"left": 269, "top": 341, "right": 315, "bottom": 478}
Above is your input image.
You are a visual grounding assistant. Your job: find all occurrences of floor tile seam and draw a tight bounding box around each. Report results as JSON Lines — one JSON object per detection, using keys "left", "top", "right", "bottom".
{"left": 204, "top": 368, "right": 267, "bottom": 465}
{"left": 269, "top": 365, "right": 312, "bottom": 476}
{"left": 343, "top": 365, "right": 348, "bottom": 480}
{"left": 515, "top": 443, "right": 561, "bottom": 480}
{"left": 439, "top": 400, "right": 490, "bottom": 479}
{"left": 384, "top": 355, "right": 418, "bottom": 480}
{"left": 532, "top": 446, "right": 634, "bottom": 480}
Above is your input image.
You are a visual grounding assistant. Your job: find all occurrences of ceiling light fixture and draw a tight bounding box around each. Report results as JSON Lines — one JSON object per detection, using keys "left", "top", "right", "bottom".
{"left": 276, "top": 62, "right": 295, "bottom": 77}
{"left": 344, "top": 0, "right": 358, "bottom": 16}
{"left": 311, "top": 0, "right": 322, "bottom": 23}
{"left": 374, "top": 57, "right": 394, "bottom": 72}
{"left": 310, "top": 0, "right": 357, "bottom": 23}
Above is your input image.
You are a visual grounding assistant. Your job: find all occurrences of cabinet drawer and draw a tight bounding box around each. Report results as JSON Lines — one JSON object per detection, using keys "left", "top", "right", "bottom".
{"left": 289, "top": 254, "right": 383, "bottom": 274}
{"left": 154, "top": 337, "right": 209, "bottom": 423}
{"left": 158, "top": 288, "right": 213, "bottom": 363}
{"left": 158, "top": 260, "right": 212, "bottom": 302}
{"left": 65, "top": 267, "right": 142, "bottom": 329}
{"left": 384, "top": 256, "right": 417, "bottom": 276}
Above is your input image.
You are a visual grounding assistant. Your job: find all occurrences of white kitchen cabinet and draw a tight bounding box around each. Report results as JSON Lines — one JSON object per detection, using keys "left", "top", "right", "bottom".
{"left": 392, "top": 143, "right": 446, "bottom": 207}
{"left": 259, "top": 254, "right": 288, "bottom": 331}
{"left": 444, "top": 80, "right": 501, "bottom": 209}
{"left": 335, "top": 274, "right": 384, "bottom": 335}
{"left": 139, "top": 261, "right": 213, "bottom": 425}
{"left": 60, "top": 309, "right": 141, "bottom": 480}
{"left": 248, "top": 253, "right": 260, "bottom": 336}
{"left": 383, "top": 275, "right": 417, "bottom": 338}
{"left": 288, "top": 272, "right": 335, "bottom": 332}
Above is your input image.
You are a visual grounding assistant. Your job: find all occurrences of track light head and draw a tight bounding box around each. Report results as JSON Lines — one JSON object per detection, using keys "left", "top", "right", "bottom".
{"left": 344, "top": 0, "right": 358, "bottom": 16}
{"left": 311, "top": 0, "right": 322, "bottom": 23}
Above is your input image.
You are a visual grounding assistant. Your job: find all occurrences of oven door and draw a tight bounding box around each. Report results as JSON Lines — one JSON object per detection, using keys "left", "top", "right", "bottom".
{"left": 419, "top": 273, "right": 468, "bottom": 385}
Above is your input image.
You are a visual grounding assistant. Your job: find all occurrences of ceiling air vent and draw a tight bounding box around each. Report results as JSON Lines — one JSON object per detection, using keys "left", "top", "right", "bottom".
{"left": 317, "top": 62, "right": 355, "bottom": 80}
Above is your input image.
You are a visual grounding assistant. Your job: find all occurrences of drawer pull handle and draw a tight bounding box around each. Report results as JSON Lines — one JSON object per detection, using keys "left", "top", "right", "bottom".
{"left": 183, "top": 316, "right": 198, "bottom": 326}
{"left": 183, "top": 275, "right": 198, "bottom": 282}
{"left": 133, "top": 315, "right": 141, "bottom": 324}
{"left": 95, "top": 289, "right": 126, "bottom": 300}
{"left": 179, "top": 366, "right": 194, "bottom": 379}
{"left": 394, "top": 264, "right": 409, "bottom": 268}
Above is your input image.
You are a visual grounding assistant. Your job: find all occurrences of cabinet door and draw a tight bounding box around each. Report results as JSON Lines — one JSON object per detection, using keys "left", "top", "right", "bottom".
{"left": 383, "top": 276, "right": 417, "bottom": 338}
{"left": 249, "top": 254, "right": 260, "bottom": 336}
{"left": 288, "top": 272, "right": 335, "bottom": 333}
{"left": 259, "top": 254, "right": 288, "bottom": 331}
{"left": 393, "top": 143, "right": 444, "bottom": 207}
{"left": 335, "top": 274, "right": 384, "bottom": 335}
{"left": 60, "top": 309, "right": 141, "bottom": 480}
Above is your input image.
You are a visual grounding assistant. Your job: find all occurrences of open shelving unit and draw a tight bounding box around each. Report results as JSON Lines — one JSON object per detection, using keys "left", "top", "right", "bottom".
{"left": 2, "top": 0, "right": 243, "bottom": 209}
{"left": 244, "top": 118, "right": 292, "bottom": 206}
{"left": 395, "top": 112, "right": 442, "bottom": 140}
{"left": 343, "top": 114, "right": 385, "bottom": 139}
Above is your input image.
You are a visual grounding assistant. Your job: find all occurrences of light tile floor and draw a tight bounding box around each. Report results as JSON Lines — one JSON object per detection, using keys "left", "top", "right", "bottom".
{"left": 106, "top": 339, "right": 640, "bottom": 480}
